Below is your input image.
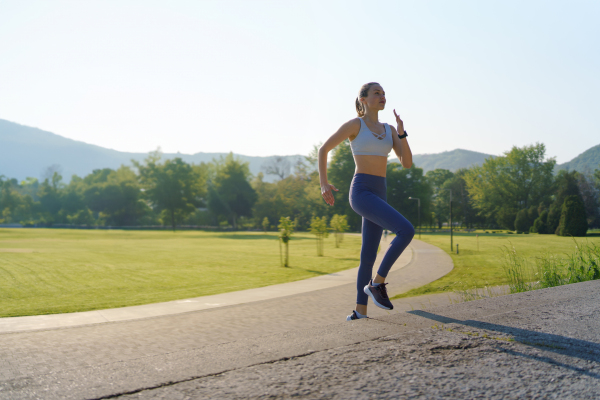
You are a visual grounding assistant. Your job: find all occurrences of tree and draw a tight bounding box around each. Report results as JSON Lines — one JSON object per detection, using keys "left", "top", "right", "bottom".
{"left": 278, "top": 216, "right": 295, "bottom": 267}
{"left": 465, "top": 143, "right": 555, "bottom": 229}
{"left": 532, "top": 209, "right": 549, "bottom": 234}
{"left": 310, "top": 216, "right": 329, "bottom": 256}
{"left": 82, "top": 167, "right": 148, "bottom": 226}
{"left": 135, "top": 153, "right": 202, "bottom": 230}
{"left": 577, "top": 172, "right": 600, "bottom": 229}
{"left": 262, "top": 217, "right": 270, "bottom": 232}
{"left": 426, "top": 169, "right": 454, "bottom": 228}
{"left": 515, "top": 205, "right": 538, "bottom": 233}
{"left": 209, "top": 153, "right": 257, "bottom": 229}
{"left": 262, "top": 156, "right": 291, "bottom": 180}
{"left": 330, "top": 214, "right": 349, "bottom": 248}
{"left": 0, "top": 177, "right": 36, "bottom": 225}
{"left": 557, "top": 195, "right": 588, "bottom": 237}
{"left": 547, "top": 170, "right": 580, "bottom": 234}
{"left": 514, "top": 209, "right": 529, "bottom": 233}
{"left": 327, "top": 140, "right": 358, "bottom": 230}
{"left": 37, "top": 172, "right": 64, "bottom": 225}
{"left": 388, "top": 164, "right": 432, "bottom": 228}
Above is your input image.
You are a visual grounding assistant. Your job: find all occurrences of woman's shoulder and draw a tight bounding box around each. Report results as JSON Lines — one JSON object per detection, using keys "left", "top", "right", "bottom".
{"left": 343, "top": 117, "right": 362, "bottom": 130}
{"left": 386, "top": 123, "right": 398, "bottom": 134}
{"left": 343, "top": 118, "right": 362, "bottom": 141}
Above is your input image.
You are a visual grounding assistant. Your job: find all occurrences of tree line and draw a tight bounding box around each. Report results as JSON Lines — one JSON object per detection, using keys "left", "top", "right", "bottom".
{"left": 1, "top": 143, "right": 599, "bottom": 236}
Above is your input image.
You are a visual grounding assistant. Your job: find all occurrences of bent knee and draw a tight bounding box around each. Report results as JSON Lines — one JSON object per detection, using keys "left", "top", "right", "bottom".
{"left": 396, "top": 223, "right": 415, "bottom": 239}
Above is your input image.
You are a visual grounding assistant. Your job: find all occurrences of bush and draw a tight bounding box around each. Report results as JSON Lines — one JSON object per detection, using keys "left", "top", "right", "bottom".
{"left": 330, "top": 214, "right": 349, "bottom": 248}
{"left": 531, "top": 210, "right": 549, "bottom": 234}
{"left": 310, "top": 216, "right": 329, "bottom": 256}
{"left": 547, "top": 203, "right": 562, "bottom": 234}
{"left": 514, "top": 209, "right": 530, "bottom": 232}
{"left": 557, "top": 195, "right": 588, "bottom": 237}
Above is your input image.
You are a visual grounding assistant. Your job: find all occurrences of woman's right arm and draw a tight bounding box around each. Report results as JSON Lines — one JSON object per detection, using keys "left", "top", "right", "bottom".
{"left": 318, "top": 119, "right": 359, "bottom": 206}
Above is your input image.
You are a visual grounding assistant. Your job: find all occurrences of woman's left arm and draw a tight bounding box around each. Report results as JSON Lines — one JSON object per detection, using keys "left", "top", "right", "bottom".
{"left": 390, "top": 109, "right": 412, "bottom": 168}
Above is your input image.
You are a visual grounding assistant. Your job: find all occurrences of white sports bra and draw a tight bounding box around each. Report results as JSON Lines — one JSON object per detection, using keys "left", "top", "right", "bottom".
{"left": 349, "top": 118, "right": 393, "bottom": 157}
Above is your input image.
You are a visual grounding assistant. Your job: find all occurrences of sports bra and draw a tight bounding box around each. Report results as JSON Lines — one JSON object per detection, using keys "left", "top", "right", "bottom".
{"left": 349, "top": 118, "right": 393, "bottom": 157}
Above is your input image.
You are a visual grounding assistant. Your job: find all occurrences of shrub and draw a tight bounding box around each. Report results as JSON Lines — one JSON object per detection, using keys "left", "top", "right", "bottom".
{"left": 330, "top": 214, "right": 349, "bottom": 248}
{"left": 557, "top": 195, "right": 588, "bottom": 237}
{"left": 514, "top": 209, "right": 530, "bottom": 233}
{"left": 278, "top": 217, "right": 295, "bottom": 267}
{"left": 310, "top": 216, "right": 329, "bottom": 256}
{"left": 547, "top": 203, "right": 562, "bottom": 234}
{"left": 532, "top": 210, "right": 549, "bottom": 234}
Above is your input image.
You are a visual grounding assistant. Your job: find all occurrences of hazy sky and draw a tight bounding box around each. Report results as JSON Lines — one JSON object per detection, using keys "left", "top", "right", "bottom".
{"left": 1, "top": 0, "right": 598, "bottom": 163}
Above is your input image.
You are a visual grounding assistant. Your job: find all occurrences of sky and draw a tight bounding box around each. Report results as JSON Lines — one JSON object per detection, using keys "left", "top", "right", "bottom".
{"left": 0, "top": 0, "right": 598, "bottom": 163}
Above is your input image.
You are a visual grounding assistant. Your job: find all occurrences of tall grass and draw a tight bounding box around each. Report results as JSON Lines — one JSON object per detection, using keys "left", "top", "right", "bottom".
{"left": 503, "top": 240, "right": 600, "bottom": 294}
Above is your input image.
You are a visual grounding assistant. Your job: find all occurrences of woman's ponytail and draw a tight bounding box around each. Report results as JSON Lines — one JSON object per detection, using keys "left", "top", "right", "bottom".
{"left": 355, "top": 82, "right": 379, "bottom": 117}
{"left": 355, "top": 97, "right": 365, "bottom": 117}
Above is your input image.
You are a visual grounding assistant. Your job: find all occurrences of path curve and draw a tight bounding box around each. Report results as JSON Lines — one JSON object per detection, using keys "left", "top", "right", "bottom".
{"left": 0, "top": 239, "right": 452, "bottom": 333}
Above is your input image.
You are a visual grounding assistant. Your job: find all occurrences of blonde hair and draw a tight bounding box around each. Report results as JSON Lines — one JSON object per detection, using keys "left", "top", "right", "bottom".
{"left": 355, "top": 82, "right": 380, "bottom": 117}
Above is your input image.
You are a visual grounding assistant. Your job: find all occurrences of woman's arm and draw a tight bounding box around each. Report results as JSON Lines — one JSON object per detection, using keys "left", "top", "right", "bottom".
{"left": 318, "top": 119, "right": 360, "bottom": 206}
{"left": 390, "top": 109, "right": 412, "bottom": 169}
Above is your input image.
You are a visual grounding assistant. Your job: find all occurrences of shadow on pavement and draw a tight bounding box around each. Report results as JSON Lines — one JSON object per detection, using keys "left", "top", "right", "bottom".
{"left": 408, "top": 309, "right": 600, "bottom": 378}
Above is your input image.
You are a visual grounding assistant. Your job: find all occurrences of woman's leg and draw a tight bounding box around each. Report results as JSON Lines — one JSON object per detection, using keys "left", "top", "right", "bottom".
{"left": 352, "top": 190, "right": 415, "bottom": 280}
{"left": 374, "top": 209, "right": 414, "bottom": 279}
{"left": 356, "top": 216, "right": 383, "bottom": 306}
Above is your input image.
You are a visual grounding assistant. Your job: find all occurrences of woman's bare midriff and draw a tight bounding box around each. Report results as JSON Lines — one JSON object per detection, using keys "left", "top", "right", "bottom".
{"left": 353, "top": 155, "right": 388, "bottom": 177}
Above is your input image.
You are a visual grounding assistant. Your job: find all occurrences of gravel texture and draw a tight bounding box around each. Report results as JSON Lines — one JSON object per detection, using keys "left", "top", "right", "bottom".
{"left": 118, "top": 323, "right": 600, "bottom": 399}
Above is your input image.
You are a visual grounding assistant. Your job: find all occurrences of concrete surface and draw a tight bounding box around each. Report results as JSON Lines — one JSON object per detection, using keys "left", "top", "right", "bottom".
{"left": 2, "top": 279, "right": 599, "bottom": 399}
{"left": 118, "top": 280, "right": 600, "bottom": 400}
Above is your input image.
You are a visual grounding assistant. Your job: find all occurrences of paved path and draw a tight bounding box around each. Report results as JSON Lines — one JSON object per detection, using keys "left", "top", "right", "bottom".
{"left": 119, "top": 280, "right": 600, "bottom": 400}
{"left": 0, "top": 239, "right": 454, "bottom": 399}
{"left": 0, "top": 238, "right": 451, "bottom": 333}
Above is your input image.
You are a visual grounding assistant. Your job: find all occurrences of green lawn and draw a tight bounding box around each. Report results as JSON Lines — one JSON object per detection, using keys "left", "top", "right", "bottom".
{"left": 0, "top": 228, "right": 360, "bottom": 317}
{"left": 392, "top": 231, "right": 600, "bottom": 299}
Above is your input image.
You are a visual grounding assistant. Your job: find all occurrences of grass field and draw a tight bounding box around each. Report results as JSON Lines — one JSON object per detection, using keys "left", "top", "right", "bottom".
{"left": 0, "top": 228, "right": 361, "bottom": 318}
{"left": 392, "top": 231, "right": 600, "bottom": 299}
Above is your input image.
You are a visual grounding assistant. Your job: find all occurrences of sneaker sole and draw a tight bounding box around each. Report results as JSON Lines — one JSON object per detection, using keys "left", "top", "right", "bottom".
{"left": 364, "top": 286, "right": 393, "bottom": 310}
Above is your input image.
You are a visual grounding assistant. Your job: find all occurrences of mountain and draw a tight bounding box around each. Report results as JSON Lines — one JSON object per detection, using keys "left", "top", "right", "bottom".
{"left": 389, "top": 149, "right": 495, "bottom": 173}
{"left": 0, "top": 119, "right": 304, "bottom": 183}
{"left": 3, "top": 119, "right": 597, "bottom": 182}
{"left": 556, "top": 144, "right": 600, "bottom": 173}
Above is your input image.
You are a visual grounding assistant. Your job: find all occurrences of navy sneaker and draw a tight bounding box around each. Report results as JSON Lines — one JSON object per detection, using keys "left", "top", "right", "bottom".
{"left": 364, "top": 280, "right": 394, "bottom": 310}
{"left": 346, "top": 310, "right": 368, "bottom": 321}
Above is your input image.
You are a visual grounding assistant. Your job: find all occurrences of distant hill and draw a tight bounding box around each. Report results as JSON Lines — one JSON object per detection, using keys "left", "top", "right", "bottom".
{"left": 0, "top": 119, "right": 304, "bottom": 183}
{"left": 389, "top": 149, "right": 495, "bottom": 173}
{"left": 556, "top": 144, "right": 600, "bottom": 173}
{"left": 3, "top": 119, "right": 597, "bottom": 183}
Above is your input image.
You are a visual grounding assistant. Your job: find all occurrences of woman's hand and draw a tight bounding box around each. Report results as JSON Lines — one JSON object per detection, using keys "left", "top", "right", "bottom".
{"left": 321, "top": 183, "right": 339, "bottom": 206}
{"left": 393, "top": 109, "right": 404, "bottom": 133}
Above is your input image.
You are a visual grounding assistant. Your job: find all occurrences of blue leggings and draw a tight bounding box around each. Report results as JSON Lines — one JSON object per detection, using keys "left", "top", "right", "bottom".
{"left": 349, "top": 173, "right": 415, "bottom": 306}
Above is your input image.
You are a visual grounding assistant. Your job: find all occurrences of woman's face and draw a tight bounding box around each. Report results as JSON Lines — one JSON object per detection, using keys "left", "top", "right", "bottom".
{"left": 361, "top": 84, "right": 386, "bottom": 111}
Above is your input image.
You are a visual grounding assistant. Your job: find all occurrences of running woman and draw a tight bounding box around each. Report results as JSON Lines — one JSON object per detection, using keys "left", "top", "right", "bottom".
{"left": 318, "top": 82, "right": 415, "bottom": 321}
